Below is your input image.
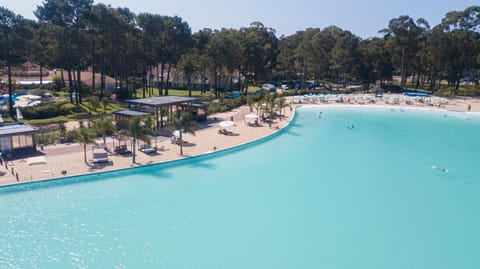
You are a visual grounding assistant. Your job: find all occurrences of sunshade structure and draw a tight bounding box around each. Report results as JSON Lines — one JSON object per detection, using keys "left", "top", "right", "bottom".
{"left": 173, "top": 130, "right": 190, "bottom": 137}
{"left": 0, "top": 122, "right": 40, "bottom": 157}
{"left": 244, "top": 113, "right": 258, "bottom": 119}
{"left": 112, "top": 109, "right": 151, "bottom": 130}
{"left": 244, "top": 113, "right": 260, "bottom": 126}
{"left": 125, "top": 96, "right": 207, "bottom": 130}
{"left": 219, "top": 120, "right": 235, "bottom": 128}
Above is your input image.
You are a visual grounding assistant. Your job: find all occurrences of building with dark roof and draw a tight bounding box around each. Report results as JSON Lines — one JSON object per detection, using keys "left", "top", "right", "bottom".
{"left": 125, "top": 96, "right": 208, "bottom": 129}
{"left": 0, "top": 122, "right": 40, "bottom": 158}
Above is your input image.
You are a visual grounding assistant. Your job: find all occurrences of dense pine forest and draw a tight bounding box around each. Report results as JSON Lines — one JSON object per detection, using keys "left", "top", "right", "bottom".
{"left": 1, "top": 1, "right": 479, "bottom": 114}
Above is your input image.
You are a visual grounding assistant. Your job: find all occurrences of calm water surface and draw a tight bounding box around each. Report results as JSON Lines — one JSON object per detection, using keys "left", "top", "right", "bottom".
{"left": 1, "top": 106, "right": 479, "bottom": 269}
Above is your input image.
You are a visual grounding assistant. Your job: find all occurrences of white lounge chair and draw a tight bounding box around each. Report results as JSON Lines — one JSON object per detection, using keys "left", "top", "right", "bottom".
{"left": 93, "top": 151, "right": 110, "bottom": 163}
{"left": 139, "top": 144, "right": 157, "bottom": 154}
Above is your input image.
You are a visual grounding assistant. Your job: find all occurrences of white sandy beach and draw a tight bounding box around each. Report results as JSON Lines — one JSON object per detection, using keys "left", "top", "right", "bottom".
{"left": 1, "top": 94, "right": 479, "bottom": 186}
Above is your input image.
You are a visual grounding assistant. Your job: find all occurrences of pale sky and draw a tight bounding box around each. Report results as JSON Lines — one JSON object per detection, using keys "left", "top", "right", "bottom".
{"left": 1, "top": 0, "right": 478, "bottom": 38}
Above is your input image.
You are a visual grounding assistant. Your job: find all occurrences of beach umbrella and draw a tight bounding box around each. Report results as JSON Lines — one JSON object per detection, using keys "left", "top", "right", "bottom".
{"left": 173, "top": 130, "right": 190, "bottom": 137}
{"left": 219, "top": 120, "right": 235, "bottom": 128}
{"left": 244, "top": 113, "right": 258, "bottom": 119}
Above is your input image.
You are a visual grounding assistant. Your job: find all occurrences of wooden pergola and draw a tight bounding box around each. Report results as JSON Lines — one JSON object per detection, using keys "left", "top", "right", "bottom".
{"left": 125, "top": 96, "right": 206, "bottom": 129}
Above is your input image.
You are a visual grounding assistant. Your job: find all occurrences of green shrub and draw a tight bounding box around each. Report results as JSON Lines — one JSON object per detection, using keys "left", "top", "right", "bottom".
{"left": 51, "top": 74, "right": 65, "bottom": 92}
{"left": 21, "top": 101, "right": 75, "bottom": 119}
{"left": 207, "top": 96, "right": 248, "bottom": 114}
{"left": 35, "top": 132, "right": 60, "bottom": 145}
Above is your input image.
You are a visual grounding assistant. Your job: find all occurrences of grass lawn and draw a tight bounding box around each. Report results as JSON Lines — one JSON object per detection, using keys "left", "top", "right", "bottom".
{"left": 21, "top": 100, "right": 125, "bottom": 126}
{"left": 134, "top": 86, "right": 262, "bottom": 98}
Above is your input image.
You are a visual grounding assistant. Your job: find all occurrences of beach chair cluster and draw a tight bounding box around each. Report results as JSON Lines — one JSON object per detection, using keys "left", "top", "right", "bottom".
{"left": 171, "top": 137, "right": 189, "bottom": 145}
{"left": 218, "top": 128, "right": 234, "bottom": 135}
{"left": 408, "top": 96, "right": 449, "bottom": 106}
{"left": 387, "top": 95, "right": 449, "bottom": 107}
{"left": 247, "top": 120, "right": 261, "bottom": 127}
{"left": 382, "top": 95, "right": 401, "bottom": 104}
{"left": 290, "top": 94, "right": 376, "bottom": 104}
{"left": 289, "top": 93, "right": 450, "bottom": 107}
{"left": 114, "top": 144, "right": 131, "bottom": 155}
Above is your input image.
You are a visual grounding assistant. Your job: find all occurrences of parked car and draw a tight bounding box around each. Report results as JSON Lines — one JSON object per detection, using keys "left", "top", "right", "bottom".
{"left": 224, "top": 92, "right": 242, "bottom": 99}
{"left": 305, "top": 82, "right": 323, "bottom": 90}
{"left": 262, "top": 83, "right": 276, "bottom": 93}
{"left": 252, "top": 89, "right": 262, "bottom": 95}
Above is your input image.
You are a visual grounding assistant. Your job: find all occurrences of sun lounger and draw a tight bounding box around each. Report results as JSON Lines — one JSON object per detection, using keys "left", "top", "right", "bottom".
{"left": 139, "top": 144, "right": 157, "bottom": 154}
{"left": 93, "top": 151, "right": 110, "bottom": 163}
{"left": 175, "top": 139, "right": 189, "bottom": 145}
{"left": 93, "top": 157, "right": 109, "bottom": 163}
{"left": 114, "top": 145, "right": 131, "bottom": 154}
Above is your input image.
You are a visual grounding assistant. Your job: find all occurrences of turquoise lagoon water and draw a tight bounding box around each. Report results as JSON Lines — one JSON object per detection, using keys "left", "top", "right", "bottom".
{"left": 1, "top": 106, "right": 480, "bottom": 269}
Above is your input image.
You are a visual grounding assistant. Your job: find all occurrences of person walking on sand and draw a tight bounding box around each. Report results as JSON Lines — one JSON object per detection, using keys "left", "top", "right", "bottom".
{"left": 468, "top": 104, "right": 471, "bottom": 112}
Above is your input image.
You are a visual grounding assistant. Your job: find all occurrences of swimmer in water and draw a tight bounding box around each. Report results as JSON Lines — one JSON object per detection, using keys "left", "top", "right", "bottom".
{"left": 432, "top": 165, "right": 448, "bottom": 173}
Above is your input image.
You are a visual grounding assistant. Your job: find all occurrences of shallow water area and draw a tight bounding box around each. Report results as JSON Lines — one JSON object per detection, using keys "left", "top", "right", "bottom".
{"left": 1, "top": 106, "right": 480, "bottom": 269}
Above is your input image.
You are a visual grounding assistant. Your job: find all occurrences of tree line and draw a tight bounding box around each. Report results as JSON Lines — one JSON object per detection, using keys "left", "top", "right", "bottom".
{"left": 1, "top": 1, "right": 479, "bottom": 119}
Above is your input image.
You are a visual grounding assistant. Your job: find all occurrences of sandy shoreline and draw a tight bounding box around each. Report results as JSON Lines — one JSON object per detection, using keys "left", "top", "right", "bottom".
{"left": 1, "top": 94, "right": 479, "bottom": 187}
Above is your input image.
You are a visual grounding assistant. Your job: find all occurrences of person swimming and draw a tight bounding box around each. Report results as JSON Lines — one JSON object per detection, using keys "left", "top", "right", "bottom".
{"left": 432, "top": 165, "right": 448, "bottom": 173}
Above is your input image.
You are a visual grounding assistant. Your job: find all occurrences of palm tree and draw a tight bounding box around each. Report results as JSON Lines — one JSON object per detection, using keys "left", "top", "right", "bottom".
{"left": 127, "top": 117, "right": 151, "bottom": 163}
{"left": 264, "top": 93, "right": 277, "bottom": 127}
{"left": 92, "top": 115, "right": 116, "bottom": 149}
{"left": 75, "top": 126, "right": 96, "bottom": 164}
{"left": 143, "top": 114, "right": 157, "bottom": 148}
{"left": 275, "top": 97, "right": 291, "bottom": 121}
{"left": 173, "top": 112, "right": 198, "bottom": 155}
{"left": 59, "top": 122, "right": 67, "bottom": 142}
{"left": 253, "top": 101, "right": 264, "bottom": 117}
{"left": 177, "top": 51, "right": 199, "bottom": 97}
{"left": 246, "top": 95, "right": 254, "bottom": 112}
{"left": 101, "top": 98, "right": 110, "bottom": 114}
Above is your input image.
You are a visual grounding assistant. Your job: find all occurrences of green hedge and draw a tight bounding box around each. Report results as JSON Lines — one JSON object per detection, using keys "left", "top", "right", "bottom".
{"left": 206, "top": 93, "right": 267, "bottom": 114}
{"left": 21, "top": 102, "right": 76, "bottom": 119}
{"left": 207, "top": 97, "right": 246, "bottom": 114}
